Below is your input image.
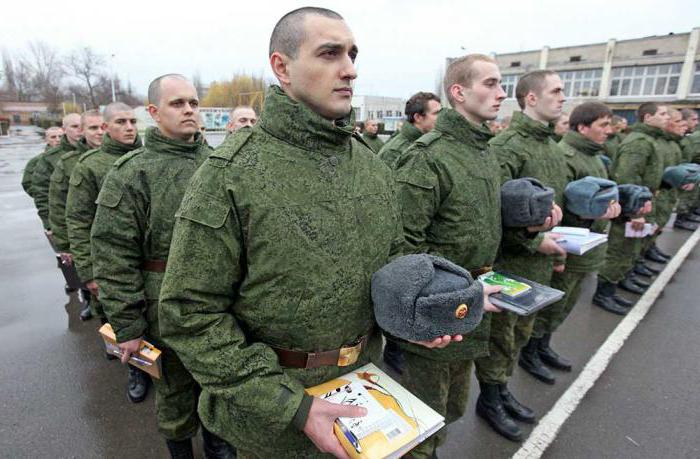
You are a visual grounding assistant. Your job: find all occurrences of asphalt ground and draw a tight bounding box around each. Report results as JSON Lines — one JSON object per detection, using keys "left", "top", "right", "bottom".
{"left": 1, "top": 129, "right": 698, "bottom": 458}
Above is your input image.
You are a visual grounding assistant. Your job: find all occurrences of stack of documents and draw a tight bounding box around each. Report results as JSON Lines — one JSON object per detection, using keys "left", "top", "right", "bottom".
{"left": 479, "top": 271, "right": 565, "bottom": 316}
{"left": 551, "top": 226, "right": 608, "bottom": 255}
{"left": 624, "top": 222, "right": 658, "bottom": 238}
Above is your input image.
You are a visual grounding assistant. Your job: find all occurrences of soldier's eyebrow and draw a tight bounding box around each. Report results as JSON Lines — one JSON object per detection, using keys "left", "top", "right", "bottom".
{"left": 316, "top": 42, "right": 359, "bottom": 57}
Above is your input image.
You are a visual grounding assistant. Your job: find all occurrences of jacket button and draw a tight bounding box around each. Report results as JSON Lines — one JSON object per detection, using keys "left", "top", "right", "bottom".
{"left": 455, "top": 304, "right": 468, "bottom": 319}
{"left": 329, "top": 156, "right": 338, "bottom": 166}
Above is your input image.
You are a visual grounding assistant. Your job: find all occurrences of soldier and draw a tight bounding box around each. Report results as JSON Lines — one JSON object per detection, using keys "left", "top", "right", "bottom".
{"left": 90, "top": 74, "right": 234, "bottom": 458}
{"left": 605, "top": 115, "right": 629, "bottom": 163}
{"left": 552, "top": 112, "right": 569, "bottom": 142}
{"left": 22, "top": 127, "right": 63, "bottom": 200}
{"left": 535, "top": 102, "right": 621, "bottom": 376}
{"left": 48, "top": 110, "right": 103, "bottom": 320}
{"left": 378, "top": 91, "right": 441, "bottom": 170}
{"left": 226, "top": 105, "right": 258, "bottom": 133}
{"left": 66, "top": 102, "right": 150, "bottom": 402}
{"left": 594, "top": 102, "right": 669, "bottom": 314}
{"left": 157, "top": 8, "right": 454, "bottom": 458}
{"left": 474, "top": 70, "right": 567, "bottom": 440}
{"left": 394, "top": 54, "right": 504, "bottom": 455}
{"left": 361, "top": 118, "right": 384, "bottom": 152}
{"left": 676, "top": 108, "right": 700, "bottom": 224}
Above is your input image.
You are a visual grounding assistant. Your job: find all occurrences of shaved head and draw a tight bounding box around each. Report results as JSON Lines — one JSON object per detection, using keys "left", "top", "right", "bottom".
{"left": 103, "top": 102, "right": 134, "bottom": 122}
{"left": 62, "top": 113, "right": 81, "bottom": 128}
{"left": 148, "top": 73, "right": 189, "bottom": 106}
{"left": 269, "top": 7, "right": 343, "bottom": 58}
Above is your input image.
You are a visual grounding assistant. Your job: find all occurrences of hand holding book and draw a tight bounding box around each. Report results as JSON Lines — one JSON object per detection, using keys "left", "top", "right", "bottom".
{"left": 303, "top": 397, "right": 367, "bottom": 459}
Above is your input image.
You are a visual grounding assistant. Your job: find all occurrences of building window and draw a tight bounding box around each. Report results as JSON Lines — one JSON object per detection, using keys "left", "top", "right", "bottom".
{"left": 377, "top": 110, "right": 383, "bottom": 119}
{"left": 501, "top": 74, "right": 519, "bottom": 98}
{"left": 691, "top": 62, "right": 700, "bottom": 95}
{"left": 510, "top": 61, "right": 521, "bottom": 67}
{"left": 570, "top": 55, "right": 582, "bottom": 62}
{"left": 642, "top": 49, "right": 658, "bottom": 56}
{"left": 610, "top": 63, "right": 682, "bottom": 97}
{"left": 559, "top": 69, "right": 602, "bottom": 97}
{"left": 368, "top": 111, "right": 374, "bottom": 119}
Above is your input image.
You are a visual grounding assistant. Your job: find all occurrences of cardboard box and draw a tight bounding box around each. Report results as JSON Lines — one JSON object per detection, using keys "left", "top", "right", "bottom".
{"left": 99, "top": 323, "right": 162, "bottom": 379}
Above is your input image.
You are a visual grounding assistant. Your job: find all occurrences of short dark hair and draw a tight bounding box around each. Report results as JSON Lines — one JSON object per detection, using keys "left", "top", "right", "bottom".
{"left": 148, "top": 74, "right": 188, "bottom": 106}
{"left": 269, "top": 7, "right": 343, "bottom": 58}
{"left": 610, "top": 115, "right": 625, "bottom": 126}
{"left": 681, "top": 108, "right": 698, "bottom": 120}
{"left": 515, "top": 70, "right": 557, "bottom": 110}
{"left": 637, "top": 102, "right": 663, "bottom": 123}
{"left": 405, "top": 92, "right": 441, "bottom": 123}
{"left": 569, "top": 102, "right": 612, "bottom": 131}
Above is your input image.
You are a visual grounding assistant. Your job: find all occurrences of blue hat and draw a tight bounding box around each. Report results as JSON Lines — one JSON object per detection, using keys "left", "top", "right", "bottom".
{"left": 564, "top": 176, "right": 619, "bottom": 219}
{"left": 618, "top": 184, "right": 653, "bottom": 216}
{"left": 501, "top": 178, "right": 555, "bottom": 227}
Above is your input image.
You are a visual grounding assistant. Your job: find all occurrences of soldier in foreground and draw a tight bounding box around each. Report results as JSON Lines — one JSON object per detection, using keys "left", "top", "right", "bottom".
{"left": 66, "top": 102, "right": 150, "bottom": 402}
{"left": 378, "top": 91, "right": 441, "bottom": 170}
{"left": 361, "top": 118, "right": 384, "bottom": 152}
{"left": 394, "top": 54, "right": 504, "bottom": 456}
{"left": 22, "top": 127, "right": 63, "bottom": 200}
{"left": 91, "top": 75, "right": 234, "bottom": 458}
{"left": 226, "top": 105, "right": 258, "bottom": 133}
{"left": 158, "top": 7, "right": 455, "bottom": 458}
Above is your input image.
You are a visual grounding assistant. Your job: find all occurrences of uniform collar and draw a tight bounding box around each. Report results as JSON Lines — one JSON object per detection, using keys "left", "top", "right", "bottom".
{"left": 510, "top": 111, "right": 556, "bottom": 141}
{"left": 258, "top": 85, "right": 354, "bottom": 155}
{"left": 59, "top": 134, "right": 77, "bottom": 152}
{"left": 101, "top": 133, "right": 142, "bottom": 156}
{"left": 563, "top": 131, "right": 604, "bottom": 156}
{"left": 400, "top": 122, "right": 423, "bottom": 143}
{"left": 144, "top": 126, "right": 204, "bottom": 158}
{"left": 631, "top": 122, "right": 664, "bottom": 139}
{"left": 434, "top": 108, "right": 493, "bottom": 148}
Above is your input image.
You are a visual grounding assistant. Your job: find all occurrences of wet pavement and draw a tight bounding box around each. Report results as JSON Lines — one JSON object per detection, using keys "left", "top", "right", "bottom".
{"left": 1, "top": 128, "right": 699, "bottom": 458}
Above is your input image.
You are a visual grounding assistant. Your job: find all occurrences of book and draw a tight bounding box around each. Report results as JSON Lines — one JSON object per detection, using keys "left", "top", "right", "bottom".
{"left": 479, "top": 271, "right": 565, "bottom": 316}
{"left": 624, "top": 222, "right": 658, "bottom": 238}
{"left": 478, "top": 271, "right": 532, "bottom": 298}
{"left": 98, "top": 323, "right": 162, "bottom": 379}
{"left": 550, "top": 227, "right": 608, "bottom": 255}
{"left": 305, "top": 363, "right": 444, "bottom": 459}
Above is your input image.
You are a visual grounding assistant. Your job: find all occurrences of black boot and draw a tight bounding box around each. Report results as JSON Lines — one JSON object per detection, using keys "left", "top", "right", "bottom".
{"left": 166, "top": 438, "right": 194, "bottom": 459}
{"left": 475, "top": 383, "right": 523, "bottom": 441}
{"left": 383, "top": 339, "right": 405, "bottom": 375}
{"left": 619, "top": 275, "right": 646, "bottom": 294}
{"left": 652, "top": 244, "right": 671, "bottom": 260}
{"left": 202, "top": 427, "right": 237, "bottom": 459}
{"left": 592, "top": 280, "right": 629, "bottom": 315}
{"left": 633, "top": 262, "right": 654, "bottom": 278}
{"left": 538, "top": 333, "right": 572, "bottom": 372}
{"left": 674, "top": 217, "right": 699, "bottom": 231}
{"left": 683, "top": 213, "right": 700, "bottom": 223}
{"left": 693, "top": 207, "right": 700, "bottom": 216}
{"left": 641, "top": 261, "right": 661, "bottom": 274}
{"left": 498, "top": 384, "right": 535, "bottom": 424}
{"left": 630, "top": 274, "right": 651, "bottom": 289}
{"left": 79, "top": 289, "right": 93, "bottom": 321}
{"left": 613, "top": 294, "right": 634, "bottom": 308}
{"left": 127, "top": 365, "right": 150, "bottom": 403}
{"left": 518, "top": 338, "right": 555, "bottom": 384}
{"left": 64, "top": 284, "right": 77, "bottom": 295}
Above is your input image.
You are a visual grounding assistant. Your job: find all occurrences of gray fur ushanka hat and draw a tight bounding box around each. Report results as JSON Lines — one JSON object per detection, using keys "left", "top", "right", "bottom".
{"left": 564, "top": 176, "right": 619, "bottom": 219}
{"left": 371, "top": 254, "right": 484, "bottom": 342}
{"left": 501, "top": 178, "right": 555, "bottom": 227}
{"left": 618, "top": 184, "right": 652, "bottom": 216}
{"left": 662, "top": 163, "right": 700, "bottom": 188}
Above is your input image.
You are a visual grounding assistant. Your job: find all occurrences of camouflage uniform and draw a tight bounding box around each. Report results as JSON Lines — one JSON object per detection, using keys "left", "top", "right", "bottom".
{"left": 599, "top": 123, "right": 665, "bottom": 284}
{"left": 22, "top": 146, "right": 49, "bottom": 201}
{"left": 91, "top": 127, "right": 210, "bottom": 441}
{"left": 475, "top": 111, "right": 568, "bottom": 383}
{"left": 157, "top": 86, "right": 404, "bottom": 458}
{"left": 535, "top": 132, "right": 609, "bottom": 337}
{"left": 66, "top": 133, "right": 142, "bottom": 317}
{"left": 31, "top": 135, "right": 77, "bottom": 230}
{"left": 604, "top": 131, "right": 627, "bottom": 164}
{"left": 361, "top": 131, "right": 385, "bottom": 153}
{"left": 377, "top": 121, "right": 422, "bottom": 169}
{"left": 48, "top": 138, "right": 90, "bottom": 252}
{"left": 678, "top": 130, "right": 700, "bottom": 213}
{"left": 395, "top": 108, "right": 501, "bottom": 458}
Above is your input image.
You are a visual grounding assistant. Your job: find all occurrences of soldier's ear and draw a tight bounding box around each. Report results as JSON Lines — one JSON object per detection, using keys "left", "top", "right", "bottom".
{"left": 270, "top": 51, "right": 291, "bottom": 86}
{"left": 147, "top": 104, "right": 160, "bottom": 123}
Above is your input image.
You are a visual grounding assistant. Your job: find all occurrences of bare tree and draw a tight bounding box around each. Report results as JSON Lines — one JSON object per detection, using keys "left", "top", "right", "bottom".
{"left": 2, "top": 50, "right": 34, "bottom": 101}
{"left": 66, "top": 46, "right": 105, "bottom": 109}
{"left": 26, "top": 41, "right": 64, "bottom": 109}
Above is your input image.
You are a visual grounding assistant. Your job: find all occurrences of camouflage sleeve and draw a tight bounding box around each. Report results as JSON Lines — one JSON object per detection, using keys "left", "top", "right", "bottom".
{"left": 158, "top": 160, "right": 310, "bottom": 442}
{"left": 21, "top": 155, "right": 39, "bottom": 198}
{"left": 612, "top": 139, "right": 652, "bottom": 186}
{"left": 66, "top": 163, "right": 98, "bottom": 282}
{"left": 31, "top": 156, "right": 52, "bottom": 230}
{"left": 395, "top": 152, "right": 440, "bottom": 255}
{"left": 48, "top": 160, "right": 71, "bottom": 252}
{"left": 91, "top": 170, "right": 148, "bottom": 342}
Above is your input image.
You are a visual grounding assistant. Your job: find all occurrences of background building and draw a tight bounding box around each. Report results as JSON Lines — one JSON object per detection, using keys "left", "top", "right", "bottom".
{"left": 446, "top": 27, "right": 700, "bottom": 121}
{"left": 352, "top": 95, "right": 406, "bottom": 130}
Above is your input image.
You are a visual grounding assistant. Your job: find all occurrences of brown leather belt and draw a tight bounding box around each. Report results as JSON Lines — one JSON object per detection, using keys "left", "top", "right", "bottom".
{"left": 272, "top": 334, "right": 369, "bottom": 369}
{"left": 141, "top": 259, "right": 167, "bottom": 273}
{"left": 470, "top": 265, "right": 492, "bottom": 279}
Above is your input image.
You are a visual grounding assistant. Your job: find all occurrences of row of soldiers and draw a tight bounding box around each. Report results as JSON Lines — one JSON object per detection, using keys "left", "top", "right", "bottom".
{"left": 19, "top": 6, "right": 700, "bottom": 459}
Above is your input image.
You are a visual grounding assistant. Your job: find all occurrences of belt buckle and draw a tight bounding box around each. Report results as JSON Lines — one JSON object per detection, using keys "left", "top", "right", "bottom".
{"left": 337, "top": 341, "right": 362, "bottom": 367}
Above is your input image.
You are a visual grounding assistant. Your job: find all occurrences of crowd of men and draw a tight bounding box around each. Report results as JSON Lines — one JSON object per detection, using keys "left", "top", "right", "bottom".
{"left": 19, "top": 6, "right": 700, "bottom": 459}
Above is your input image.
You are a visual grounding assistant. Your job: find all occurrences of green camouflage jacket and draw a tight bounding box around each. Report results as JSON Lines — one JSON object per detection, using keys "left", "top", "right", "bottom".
{"left": 21, "top": 146, "right": 49, "bottom": 200}
{"left": 648, "top": 131, "right": 684, "bottom": 225}
{"left": 611, "top": 123, "right": 665, "bottom": 190}
{"left": 491, "top": 111, "right": 569, "bottom": 284}
{"left": 395, "top": 108, "right": 501, "bottom": 361}
{"left": 157, "top": 86, "right": 404, "bottom": 457}
{"left": 604, "top": 132, "right": 626, "bottom": 163}
{"left": 361, "top": 131, "right": 385, "bottom": 153}
{"left": 558, "top": 131, "right": 610, "bottom": 273}
{"left": 48, "top": 138, "right": 90, "bottom": 252}
{"left": 66, "top": 133, "right": 142, "bottom": 282}
{"left": 91, "top": 127, "right": 209, "bottom": 343}
{"left": 377, "top": 122, "right": 422, "bottom": 169}
{"left": 31, "top": 135, "right": 77, "bottom": 230}
{"left": 681, "top": 129, "right": 700, "bottom": 163}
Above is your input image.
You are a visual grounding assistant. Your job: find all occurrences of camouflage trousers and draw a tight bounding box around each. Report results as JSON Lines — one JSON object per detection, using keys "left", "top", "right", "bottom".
{"left": 532, "top": 270, "right": 587, "bottom": 338}
{"left": 599, "top": 220, "right": 642, "bottom": 284}
{"left": 474, "top": 312, "right": 536, "bottom": 384}
{"left": 676, "top": 186, "right": 698, "bottom": 215}
{"left": 88, "top": 292, "right": 105, "bottom": 318}
{"left": 401, "top": 353, "right": 473, "bottom": 459}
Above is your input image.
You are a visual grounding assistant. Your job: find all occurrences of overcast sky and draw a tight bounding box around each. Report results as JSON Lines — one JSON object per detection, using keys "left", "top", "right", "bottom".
{"left": 2, "top": 0, "right": 699, "bottom": 100}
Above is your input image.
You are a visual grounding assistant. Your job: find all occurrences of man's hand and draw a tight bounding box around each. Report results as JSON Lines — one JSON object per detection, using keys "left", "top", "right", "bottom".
{"left": 44, "top": 229, "right": 53, "bottom": 237}
{"left": 553, "top": 263, "right": 566, "bottom": 273}
{"left": 59, "top": 252, "right": 73, "bottom": 266}
{"left": 483, "top": 283, "right": 502, "bottom": 313}
{"left": 637, "top": 201, "right": 653, "bottom": 216}
{"left": 630, "top": 217, "right": 646, "bottom": 231}
{"left": 304, "top": 397, "right": 367, "bottom": 459}
{"left": 536, "top": 232, "right": 567, "bottom": 257}
{"left": 411, "top": 334, "right": 463, "bottom": 349}
{"left": 117, "top": 337, "right": 143, "bottom": 364}
{"left": 681, "top": 183, "right": 695, "bottom": 192}
{"left": 596, "top": 201, "right": 622, "bottom": 220}
{"left": 527, "top": 203, "right": 563, "bottom": 233}
{"left": 85, "top": 280, "right": 99, "bottom": 298}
